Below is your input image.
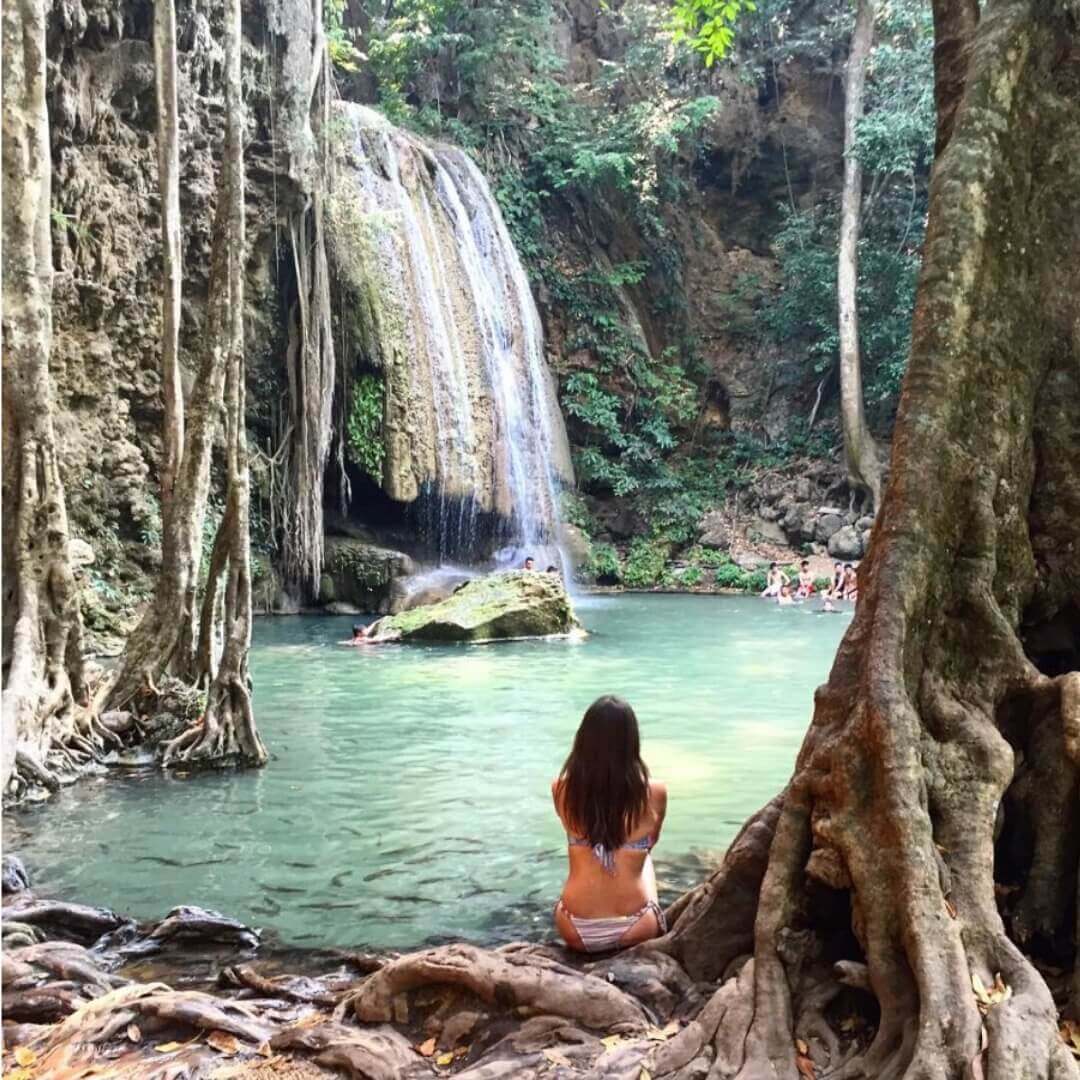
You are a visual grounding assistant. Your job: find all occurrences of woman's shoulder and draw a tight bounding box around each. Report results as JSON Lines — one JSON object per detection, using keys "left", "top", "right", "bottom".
{"left": 648, "top": 779, "right": 668, "bottom": 802}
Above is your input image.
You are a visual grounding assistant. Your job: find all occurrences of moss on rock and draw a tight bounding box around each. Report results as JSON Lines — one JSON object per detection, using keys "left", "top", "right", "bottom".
{"left": 368, "top": 570, "right": 581, "bottom": 643}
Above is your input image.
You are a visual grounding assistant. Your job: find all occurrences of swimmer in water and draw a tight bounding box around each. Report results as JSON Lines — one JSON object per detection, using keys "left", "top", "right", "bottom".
{"left": 339, "top": 624, "right": 373, "bottom": 646}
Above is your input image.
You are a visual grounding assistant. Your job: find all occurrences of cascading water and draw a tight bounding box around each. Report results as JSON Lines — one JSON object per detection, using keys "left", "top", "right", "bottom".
{"left": 333, "top": 105, "right": 574, "bottom": 572}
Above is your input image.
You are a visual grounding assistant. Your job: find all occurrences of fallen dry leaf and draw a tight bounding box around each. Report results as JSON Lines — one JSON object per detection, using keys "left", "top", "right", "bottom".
{"left": 13, "top": 1048, "right": 37, "bottom": 1067}
{"left": 6, "top": 1069, "right": 33, "bottom": 1080}
{"left": 417, "top": 1037, "right": 438, "bottom": 1057}
{"left": 543, "top": 1048, "right": 573, "bottom": 1068}
{"left": 795, "top": 1038, "right": 809, "bottom": 1055}
{"left": 127, "top": 1023, "right": 142, "bottom": 1043}
{"left": 155, "top": 1042, "right": 185, "bottom": 1053}
{"left": 796, "top": 1052, "right": 815, "bottom": 1080}
{"left": 207, "top": 1031, "right": 240, "bottom": 1056}
{"left": 1061, "top": 1020, "right": 1080, "bottom": 1058}
{"left": 945, "top": 898, "right": 958, "bottom": 919}
{"left": 601, "top": 1034, "right": 627, "bottom": 1051}
{"left": 972, "top": 972, "right": 1011, "bottom": 1012}
{"left": 258, "top": 1041, "right": 273, "bottom": 1058}
{"left": 640, "top": 1068, "right": 652, "bottom": 1080}
{"left": 436, "top": 1051, "right": 455, "bottom": 1066}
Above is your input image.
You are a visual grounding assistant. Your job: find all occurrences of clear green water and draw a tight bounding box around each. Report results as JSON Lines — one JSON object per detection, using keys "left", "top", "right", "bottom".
{"left": 6, "top": 594, "right": 849, "bottom": 951}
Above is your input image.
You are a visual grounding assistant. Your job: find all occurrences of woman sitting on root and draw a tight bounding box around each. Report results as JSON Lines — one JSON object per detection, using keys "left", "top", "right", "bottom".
{"left": 552, "top": 695, "right": 667, "bottom": 953}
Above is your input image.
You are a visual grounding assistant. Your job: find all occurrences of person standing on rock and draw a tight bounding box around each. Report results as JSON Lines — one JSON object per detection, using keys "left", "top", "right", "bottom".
{"left": 551, "top": 696, "right": 668, "bottom": 953}
{"left": 523, "top": 556, "right": 535, "bottom": 571}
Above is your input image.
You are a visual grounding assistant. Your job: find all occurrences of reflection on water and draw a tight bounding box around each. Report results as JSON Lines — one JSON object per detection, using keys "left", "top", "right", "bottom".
{"left": 7, "top": 594, "right": 849, "bottom": 950}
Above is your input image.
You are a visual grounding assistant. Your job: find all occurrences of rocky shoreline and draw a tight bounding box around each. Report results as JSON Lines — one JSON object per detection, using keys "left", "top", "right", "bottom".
{"left": 1, "top": 855, "right": 787, "bottom": 1080}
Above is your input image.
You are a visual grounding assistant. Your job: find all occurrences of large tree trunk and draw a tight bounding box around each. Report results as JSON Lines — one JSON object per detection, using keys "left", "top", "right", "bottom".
{"left": 153, "top": 0, "right": 184, "bottom": 511}
{"left": 162, "top": 0, "right": 267, "bottom": 768}
{"left": 104, "top": 36, "right": 238, "bottom": 711}
{"left": 837, "top": 0, "right": 883, "bottom": 513}
{"left": 1, "top": 0, "right": 90, "bottom": 792}
{"left": 662, "top": 0, "right": 1080, "bottom": 1077}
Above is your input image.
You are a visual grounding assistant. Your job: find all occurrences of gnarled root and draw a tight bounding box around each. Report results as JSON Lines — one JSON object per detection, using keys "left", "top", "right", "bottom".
{"left": 348, "top": 942, "right": 650, "bottom": 1031}
{"left": 160, "top": 672, "right": 266, "bottom": 767}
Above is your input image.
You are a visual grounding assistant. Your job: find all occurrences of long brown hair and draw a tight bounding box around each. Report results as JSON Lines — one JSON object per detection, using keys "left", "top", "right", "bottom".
{"left": 557, "top": 696, "right": 649, "bottom": 850}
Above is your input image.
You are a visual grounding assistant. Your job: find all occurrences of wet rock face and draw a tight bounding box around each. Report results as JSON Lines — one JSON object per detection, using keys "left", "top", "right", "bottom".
{"left": 319, "top": 537, "right": 416, "bottom": 614}
{"left": 2, "top": 856, "right": 30, "bottom": 895}
{"left": 697, "top": 510, "right": 731, "bottom": 551}
{"left": 328, "top": 104, "right": 573, "bottom": 564}
{"left": 46, "top": 0, "right": 308, "bottom": 627}
{"left": 368, "top": 570, "right": 580, "bottom": 643}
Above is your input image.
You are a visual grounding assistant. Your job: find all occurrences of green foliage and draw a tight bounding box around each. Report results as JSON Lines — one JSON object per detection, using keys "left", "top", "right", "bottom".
{"left": 670, "top": 0, "right": 756, "bottom": 66}
{"left": 325, "top": 0, "right": 362, "bottom": 72}
{"left": 814, "top": 576, "right": 833, "bottom": 592}
{"left": 675, "top": 564, "right": 704, "bottom": 587}
{"left": 583, "top": 542, "right": 623, "bottom": 584}
{"left": 345, "top": 374, "right": 386, "bottom": 483}
{"left": 686, "top": 544, "right": 731, "bottom": 569}
{"left": 560, "top": 491, "right": 595, "bottom": 535}
{"left": 712, "top": 562, "right": 746, "bottom": 589}
{"left": 622, "top": 538, "right": 668, "bottom": 587}
{"left": 741, "top": 568, "right": 768, "bottom": 593}
{"left": 760, "top": 201, "right": 922, "bottom": 424}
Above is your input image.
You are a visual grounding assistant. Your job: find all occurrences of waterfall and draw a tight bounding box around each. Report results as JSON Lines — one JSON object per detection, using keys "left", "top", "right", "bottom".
{"left": 331, "top": 104, "right": 574, "bottom": 570}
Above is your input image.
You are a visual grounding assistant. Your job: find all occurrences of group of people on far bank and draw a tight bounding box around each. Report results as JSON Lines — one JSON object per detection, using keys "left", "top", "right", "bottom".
{"left": 762, "top": 558, "right": 858, "bottom": 610}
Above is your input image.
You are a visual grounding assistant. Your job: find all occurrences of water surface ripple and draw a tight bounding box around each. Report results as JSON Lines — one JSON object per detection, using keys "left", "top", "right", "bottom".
{"left": 7, "top": 594, "right": 849, "bottom": 950}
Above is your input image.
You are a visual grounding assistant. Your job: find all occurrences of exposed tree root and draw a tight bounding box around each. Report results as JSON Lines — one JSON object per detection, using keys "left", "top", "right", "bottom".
{"left": 347, "top": 943, "right": 650, "bottom": 1030}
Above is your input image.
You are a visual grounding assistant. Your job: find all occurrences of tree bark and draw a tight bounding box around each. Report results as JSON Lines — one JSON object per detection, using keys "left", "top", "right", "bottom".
{"left": 104, "top": 35, "right": 238, "bottom": 710}
{"left": 161, "top": 0, "right": 267, "bottom": 768}
{"left": 837, "top": 0, "right": 883, "bottom": 513}
{"left": 2, "top": 0, "right": 89, "bottom": 791}
{"left": 154, "top": 0, "right": 184, "bottom": 513}
{"left": 662, "top": 0, "right": 1080, "bottom": 1077}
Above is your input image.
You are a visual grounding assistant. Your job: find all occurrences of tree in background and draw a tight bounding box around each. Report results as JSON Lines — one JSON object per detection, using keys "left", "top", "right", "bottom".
{"left": 837, "top": 0, "right": 882, "bottom": 511}
{"left": 104, "top": 0, "right": 268, "bottom": 768}
{"left": 163, "top": 0, "right": 267, "bottom": 766}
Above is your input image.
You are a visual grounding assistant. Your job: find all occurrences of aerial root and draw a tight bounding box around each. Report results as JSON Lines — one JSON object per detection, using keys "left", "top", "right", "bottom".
{"left": 159, "top": 676, "right": 266, "bottom": 768}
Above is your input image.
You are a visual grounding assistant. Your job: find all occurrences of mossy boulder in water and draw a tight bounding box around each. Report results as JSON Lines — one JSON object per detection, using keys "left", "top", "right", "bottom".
{"left": 368, "top": 571, "right": 580, "bottom": 643}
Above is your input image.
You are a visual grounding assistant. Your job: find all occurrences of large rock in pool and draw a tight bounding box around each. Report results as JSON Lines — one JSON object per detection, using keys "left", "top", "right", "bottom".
{"left": 367, "top": 571, "right": 580, "bottom": 643}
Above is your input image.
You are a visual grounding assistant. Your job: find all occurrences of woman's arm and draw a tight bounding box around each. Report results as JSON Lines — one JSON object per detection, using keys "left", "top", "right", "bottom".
{"left": 650, "top": 782, "right": 668, "bottom": 846}
{"left": 551, "top": 778, "right": 565, "bottom": 829}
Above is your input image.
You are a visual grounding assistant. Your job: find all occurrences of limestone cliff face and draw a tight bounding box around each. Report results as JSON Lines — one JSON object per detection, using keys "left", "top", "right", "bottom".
{"left": 44, "top": 0, "right": 323, "bottom": 618}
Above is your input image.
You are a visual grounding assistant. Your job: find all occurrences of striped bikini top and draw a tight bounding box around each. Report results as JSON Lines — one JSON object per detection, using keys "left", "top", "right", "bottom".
{"left": 568, "top": 833, "right": 653, "bottom": 874}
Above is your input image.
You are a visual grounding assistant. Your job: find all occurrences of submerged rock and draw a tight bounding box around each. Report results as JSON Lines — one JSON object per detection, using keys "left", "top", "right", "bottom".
{"left": 368, "top": 570, "right": 581, "bottom": 643}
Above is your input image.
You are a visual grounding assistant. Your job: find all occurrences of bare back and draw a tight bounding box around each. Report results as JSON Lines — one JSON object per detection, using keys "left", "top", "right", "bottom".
{"left": 552, "top": 778, "right": 668, "bottom": 918}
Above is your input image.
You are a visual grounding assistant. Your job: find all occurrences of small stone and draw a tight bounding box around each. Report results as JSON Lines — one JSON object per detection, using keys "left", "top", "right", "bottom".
{"left": 2, "top": 855, "right": 30, "bottom": 895}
